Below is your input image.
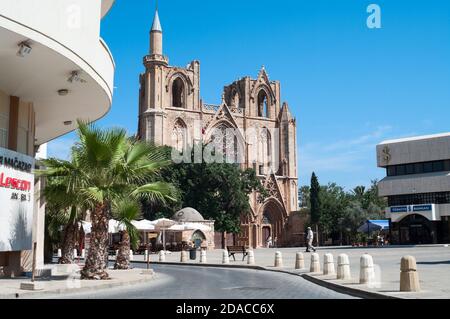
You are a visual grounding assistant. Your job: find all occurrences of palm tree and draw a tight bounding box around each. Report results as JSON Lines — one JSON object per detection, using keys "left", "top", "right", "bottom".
{"left": 38, "top": 121, "right": 177, "bottom": 279}
{"left": 42, "top": 174, "right": 86, "bottom": 264}
{"left": 112, "top": 199, "right": 141, "bottom": 270}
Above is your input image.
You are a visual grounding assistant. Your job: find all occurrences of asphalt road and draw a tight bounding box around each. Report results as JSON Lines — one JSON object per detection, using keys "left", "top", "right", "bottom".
{"left": 40, "top": 263, "right": 355, "bottom": 299}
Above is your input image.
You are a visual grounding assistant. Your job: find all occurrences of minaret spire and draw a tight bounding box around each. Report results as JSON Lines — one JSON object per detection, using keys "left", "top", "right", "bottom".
{"left": 151, "top": 5, "right": 162, "bottom": 32}
{"left": 150, "top": 1, "right": 163, "bottom": 55}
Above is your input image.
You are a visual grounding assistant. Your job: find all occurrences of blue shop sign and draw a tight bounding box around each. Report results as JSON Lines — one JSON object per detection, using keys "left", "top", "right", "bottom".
{"left": 391, "top": 206, "right": 408, "bottom": 213}
{"left": 391, "top": 205, "right": 432, "bottom": 213}
{"left": 413, "top": 205, "right": 432, "bottom": 212}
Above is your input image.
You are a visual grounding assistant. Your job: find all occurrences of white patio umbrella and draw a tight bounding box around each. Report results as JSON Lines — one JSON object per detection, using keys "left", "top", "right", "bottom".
{"left": 183, "top": 223, "right": 211, "bottom": 232}
{"left": 131, "top": 219, "right": 156, "bottom": 231}
{"left": 151, "top": 218, "right": 177, "bottom": 252}
{"left": 80, "top": 220, "right": 126, "bottom": 234}
{"left": 108, "top": 219, "right": 125, "bottom": 233}
{"left": 168, "top": 223, "right": 211, "bottom": 232}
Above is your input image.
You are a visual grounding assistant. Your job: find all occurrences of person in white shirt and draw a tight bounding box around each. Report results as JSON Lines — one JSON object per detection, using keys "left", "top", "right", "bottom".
{"left": 266, "top": 236, "right": 273, "bottom": 248}
{"left": 306, "top": 227, "right": 316, "bottom": 252}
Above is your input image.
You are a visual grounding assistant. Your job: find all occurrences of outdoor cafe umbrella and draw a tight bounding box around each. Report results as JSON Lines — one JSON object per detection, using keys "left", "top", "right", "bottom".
{"left": 131, "top": 219, "right": 156, "bottom": 231}
{"left": 151, "top": 218, "right": 177, "bottom": 252}
{"left": 168, "top": 223, "right": 211, "bottom": 232}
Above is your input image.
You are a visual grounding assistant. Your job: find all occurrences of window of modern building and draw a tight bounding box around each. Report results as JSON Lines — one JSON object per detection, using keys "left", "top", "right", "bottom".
{"left": 388, "top": 192, "right": 450, "bottom": 206}
{"left": 396, "top": 165, "right": 406, "bottom": 175}
{"left": 386, "top": 160, "right": 450, "bottom": 177}
{"left": 423, "top": 162, "right": 433, "bottom": 173}
{"left": 406, "top": 164, "right": 414, "bottom": 175}
{"left": 414, "top": 163, "right": 423, "bottom": 174}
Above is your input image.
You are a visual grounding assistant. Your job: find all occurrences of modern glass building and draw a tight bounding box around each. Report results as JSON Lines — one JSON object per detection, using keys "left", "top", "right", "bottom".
{"left": 377, "top": 133, "right": 450, "bottom": 245}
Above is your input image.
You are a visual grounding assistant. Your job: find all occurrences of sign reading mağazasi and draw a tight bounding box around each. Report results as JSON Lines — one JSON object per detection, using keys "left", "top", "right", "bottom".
{"left": 0, "top": 147, "right": 34, "bottom": 252}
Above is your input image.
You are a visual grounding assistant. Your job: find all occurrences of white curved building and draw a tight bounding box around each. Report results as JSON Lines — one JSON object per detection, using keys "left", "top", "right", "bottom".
{"left": 0, "top": 0, "right": 116, "bottom": 275}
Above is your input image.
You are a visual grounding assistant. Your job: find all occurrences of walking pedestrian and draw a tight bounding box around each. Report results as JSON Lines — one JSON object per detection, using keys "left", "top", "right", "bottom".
{"left": 266, "top": 236, "right": 272, "bottom": 248}
{"left": 306, "top": 227, "right": 316, "bottom": 252}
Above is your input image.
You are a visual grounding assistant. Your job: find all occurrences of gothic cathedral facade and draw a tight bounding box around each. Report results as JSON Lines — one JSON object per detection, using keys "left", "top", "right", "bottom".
{"left": 138, "top": 9, "right": 302, "bottom": 248}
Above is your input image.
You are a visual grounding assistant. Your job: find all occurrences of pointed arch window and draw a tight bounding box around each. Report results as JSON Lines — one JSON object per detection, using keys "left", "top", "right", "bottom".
{"left": 257, "top": 90, "right": 269, "bottom": 117}
{"left": 232, "top": 91, "right": 240, "bottom": 108}
{"left": 172, "top": 78, "right": 185, "bottom": 108}
{"left": 211, "top": 123, "right": 241, "bottom": 164}
{"left": 172, "top": 119, "right": 187, "bottom": 153}
{"left": 258, "top": 128, "right": 272, "bottom": 174}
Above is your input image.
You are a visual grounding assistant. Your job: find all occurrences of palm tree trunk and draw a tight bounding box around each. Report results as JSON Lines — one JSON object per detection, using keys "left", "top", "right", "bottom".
{"left": 114, "top": 230, "right": 131, "bottom": 270}
{"left": 59, "top": 222, "right": 78, "bottom": 264}
{"left": 81, "top": 203, "right": 109, "bottom": 280}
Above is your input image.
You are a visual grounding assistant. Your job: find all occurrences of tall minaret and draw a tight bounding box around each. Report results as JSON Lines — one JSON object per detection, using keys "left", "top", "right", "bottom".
{"left": 150, "top": 7, "right": 163, "bottom": 55}
{"left": 139, "top": 5, "right": 168, "bottom": 144}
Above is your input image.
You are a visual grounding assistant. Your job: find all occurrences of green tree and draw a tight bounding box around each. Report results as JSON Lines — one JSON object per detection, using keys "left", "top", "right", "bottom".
{"left": 42, "top": 169, "right": 87, "bottom": 264}
{"left": 310, "top": 172, "right": 320, "bottom": 225}
{"left": 38, "top": 121, "right": 177, "bottom": 279}
{"left": 319, "top": 183, "right": 350, "bottom": 237}
{"left": 112, "top": 199, "right": 142, "bottom": 270}
{"left": 298, "top": 185, "right": 310, "bottom": 209}
{"left": 157, "top": 144, "right": 267, "bottom": 248}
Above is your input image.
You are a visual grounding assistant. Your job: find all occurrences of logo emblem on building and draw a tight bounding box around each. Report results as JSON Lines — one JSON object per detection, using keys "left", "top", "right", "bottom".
{"left": 382, "top": 146, "right": 391, "bottom": 164}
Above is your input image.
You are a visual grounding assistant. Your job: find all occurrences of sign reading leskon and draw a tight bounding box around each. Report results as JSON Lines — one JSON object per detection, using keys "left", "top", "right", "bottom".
{"left": 0, "top": 147, "right": 34, "bottom": 252}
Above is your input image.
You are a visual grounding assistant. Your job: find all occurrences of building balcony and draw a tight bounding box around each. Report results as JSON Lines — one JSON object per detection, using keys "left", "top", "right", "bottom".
{"left": 0, "top": 0, "right": 116, "bottom": 144}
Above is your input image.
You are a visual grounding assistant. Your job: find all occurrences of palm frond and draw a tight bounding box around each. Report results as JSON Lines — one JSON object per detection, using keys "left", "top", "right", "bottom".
{"left": 131, "top": 182, "right": 178, "bottom": 205}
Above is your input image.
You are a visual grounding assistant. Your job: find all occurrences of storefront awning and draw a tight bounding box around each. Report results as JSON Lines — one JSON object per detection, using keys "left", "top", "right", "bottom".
{"left": 357, "top": 220, "right": 390, "bottom": 233}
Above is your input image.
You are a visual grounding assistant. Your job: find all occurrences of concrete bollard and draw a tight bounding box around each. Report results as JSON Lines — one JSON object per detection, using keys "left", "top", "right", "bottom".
{"left": 323, "top": 253, "right": 335, "bottom": 275}
{"left": 295, "top": 252, "right": 305, "bottom": 269}
{"left": 81, "top": 249, "right": 85, "bottom": 259}
{"left": 222, "top": 250, "right": 230, "bottom": 264}
{"left": 274, "top": 251, "right": 283, "bottom": 267}
{"left": 310, "top": 253, "right": 321, "bottom": 273}
{"left": 247, "top": 250, "right": 255, "bottom": 265}
{"left": 57, "top": 249, "right": 62, "bottom": 258}
{"left": 129, "top": 250, "right": 134, "bottom": 261}
{"left": 180, "top": 250, "right": 188, "bottom": 263}
{"left": 159, "top": 250, "right": 165, "bottom": 262}
{"left": 359, "top": 254, "right": 375, "bottom": 284}
{"left": 73, "top": 249, "right": 78, "bottom": 258}
{"left": 337, "top": 254, "right": 352, "bottom": 280}
{"left": 200, "top": 250, "right": 207, "bottom": 263}
{"left": 400, "top": 256, "right": 420, "bottom": 292}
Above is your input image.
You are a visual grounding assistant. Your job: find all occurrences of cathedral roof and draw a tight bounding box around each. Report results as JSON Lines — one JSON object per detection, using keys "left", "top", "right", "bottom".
{"left": 151, "top": 9, "right": 162, "bottom": 32}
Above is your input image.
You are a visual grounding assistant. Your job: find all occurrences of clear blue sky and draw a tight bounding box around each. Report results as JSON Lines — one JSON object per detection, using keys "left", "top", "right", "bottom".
{"left": 48, "top": 0, "right": 450, "bottom": 191}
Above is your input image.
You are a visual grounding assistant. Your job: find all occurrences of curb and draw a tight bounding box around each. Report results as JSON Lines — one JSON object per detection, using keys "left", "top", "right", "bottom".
{"left": 128, "top": 259, "right": 267, "bottom": 271}
{"left": 300, "top": 274, "right": 400, "bottom": 299}
{"left": 1, "top": 273, "right": 156, "bottom": 299}
{"left": 130, "top": 260, "right": 403, "bottom": 299}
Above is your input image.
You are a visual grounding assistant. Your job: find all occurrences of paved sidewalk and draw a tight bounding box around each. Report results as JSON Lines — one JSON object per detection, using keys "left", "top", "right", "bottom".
{"left": 0, "top": 267, "right": 155, "bottom": 299}
{"left": 129, "top": 245, "right": 450, "bottom": 299}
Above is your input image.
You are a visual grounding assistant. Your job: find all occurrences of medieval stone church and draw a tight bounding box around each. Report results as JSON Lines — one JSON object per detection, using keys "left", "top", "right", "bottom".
{"left": 138, "top": 9, "right": 303, "bottom": 248}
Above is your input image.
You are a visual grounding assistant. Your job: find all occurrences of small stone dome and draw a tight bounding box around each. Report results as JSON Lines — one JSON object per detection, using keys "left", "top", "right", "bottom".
{"left": 172, "top": 207, "right": 204, "bottom": 222}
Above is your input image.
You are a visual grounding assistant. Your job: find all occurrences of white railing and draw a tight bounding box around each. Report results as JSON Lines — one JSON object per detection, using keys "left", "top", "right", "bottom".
{"left": 203, "top": 104, "right": 220, "bottom": 112}
{"left": 202, "top": 104, "right": 244, "bottom": 115}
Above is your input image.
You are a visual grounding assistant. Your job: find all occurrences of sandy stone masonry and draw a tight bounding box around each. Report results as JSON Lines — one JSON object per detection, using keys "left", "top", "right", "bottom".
{"left": 138, "top": 9, "right": 302, "bottom": 248}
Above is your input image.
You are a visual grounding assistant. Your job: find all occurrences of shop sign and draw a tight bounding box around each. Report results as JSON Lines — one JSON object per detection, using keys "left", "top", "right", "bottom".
{"left": 0, "top": 147, "right": 34, "bottom": 252}
{"left": 391, "top": 205, "right": 433, "bottom": 214}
